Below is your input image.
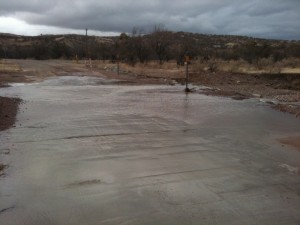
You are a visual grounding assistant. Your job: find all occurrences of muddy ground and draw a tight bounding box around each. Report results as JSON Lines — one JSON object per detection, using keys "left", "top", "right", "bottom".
{"left": 187, "top": 72, "right": 300, "bottom": 102}
{"left": 0, "top": 163, "right": 5, "bottom": 175}
{"left": 0, "top": 96, "right": 21, "bottom": 131}
{"left": 0, "top": 96, "right": 21, "bottom": 174}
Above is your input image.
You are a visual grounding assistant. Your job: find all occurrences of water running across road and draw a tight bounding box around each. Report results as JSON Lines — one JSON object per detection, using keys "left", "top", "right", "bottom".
{"left": 1, "top": 76, "right": 300, "bottom": 224}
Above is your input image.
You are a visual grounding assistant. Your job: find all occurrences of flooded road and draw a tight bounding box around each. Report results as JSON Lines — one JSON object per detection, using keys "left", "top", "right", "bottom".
{"left": 1, "top": 76, "right": 300, "bottom": 225}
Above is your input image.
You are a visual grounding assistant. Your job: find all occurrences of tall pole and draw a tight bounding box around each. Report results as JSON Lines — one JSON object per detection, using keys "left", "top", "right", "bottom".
{"left": 85, "top": 28, "right": 88, "bottom": 59}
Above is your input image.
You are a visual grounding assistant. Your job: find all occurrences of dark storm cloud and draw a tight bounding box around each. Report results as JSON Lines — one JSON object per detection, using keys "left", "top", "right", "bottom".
{"left": 0, "top": 0, "right": 299, "bottom": 39}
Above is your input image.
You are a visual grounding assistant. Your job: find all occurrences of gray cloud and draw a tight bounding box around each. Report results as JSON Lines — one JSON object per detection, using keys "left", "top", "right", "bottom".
{"left": 0, "top": 0, "right": 299, "bottom": 39}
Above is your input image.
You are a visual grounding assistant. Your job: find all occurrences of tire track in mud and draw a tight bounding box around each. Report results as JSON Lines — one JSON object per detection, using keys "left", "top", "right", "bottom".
{"left": 0, "top": 206, "right": 15, "bottom": 215}
{"left": 12, "top": 127, "right": 197, "bottom": 144}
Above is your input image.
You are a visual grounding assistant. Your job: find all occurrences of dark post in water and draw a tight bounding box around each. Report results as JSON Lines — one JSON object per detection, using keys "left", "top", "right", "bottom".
{"left": 185, "top": 55, "right": 190, "bottom": 92}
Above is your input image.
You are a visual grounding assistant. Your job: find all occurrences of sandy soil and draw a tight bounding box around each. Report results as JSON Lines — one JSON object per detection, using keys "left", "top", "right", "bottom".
{"left": 278, "top": 136, "right": 300, "bottom": 151}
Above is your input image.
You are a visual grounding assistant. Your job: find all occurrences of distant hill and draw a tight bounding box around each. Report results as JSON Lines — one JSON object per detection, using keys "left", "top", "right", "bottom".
{"left": 0, "top": 31, "right": 299, "bottom": 62}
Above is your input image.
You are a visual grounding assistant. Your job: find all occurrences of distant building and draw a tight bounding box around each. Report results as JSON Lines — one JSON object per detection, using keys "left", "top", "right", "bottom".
{"left": 225, "top": 42, "right": 236, "bottom": 48}
{"left": 213, "top": 44, "right": 221, "bottom": 48}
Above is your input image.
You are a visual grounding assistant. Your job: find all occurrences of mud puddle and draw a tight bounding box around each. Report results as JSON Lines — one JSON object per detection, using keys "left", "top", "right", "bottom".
{"left": 1, "top": 76, "right": 300, "bottom": 225}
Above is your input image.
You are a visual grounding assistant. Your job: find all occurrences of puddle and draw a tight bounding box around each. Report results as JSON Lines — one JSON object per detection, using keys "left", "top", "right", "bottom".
{"left": 9, "top": 76, "right": 122, "bottom": 87}
{"left": 37, "top": 76, "right": 121, "bottom": 86}
{"left": 1, "top": 76, "right": 300, "bottom": 225}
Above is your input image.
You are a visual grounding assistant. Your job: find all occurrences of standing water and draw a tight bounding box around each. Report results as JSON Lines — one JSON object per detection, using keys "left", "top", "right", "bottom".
{"left": 1, "top": 76, "right": 300, "bottom": 225}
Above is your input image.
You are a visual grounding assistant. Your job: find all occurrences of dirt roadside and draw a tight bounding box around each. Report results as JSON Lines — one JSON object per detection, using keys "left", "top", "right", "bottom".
{"left": 0, "top": 96, "right": 21, "bottom": 174}
{"left": 0, "top": 96, "right": 21, "bottom": 132}
{"left": 278, "top": 136, "right": 300, "bottom": 151}
{"left": 187, "top": 72, "right": 300, "bottom": 117}
{"left": 0, "top": 163, "right": 6, "bottom": 175}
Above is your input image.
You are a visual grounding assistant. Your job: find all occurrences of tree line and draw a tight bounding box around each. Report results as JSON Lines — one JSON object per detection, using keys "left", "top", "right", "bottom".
{"left": 1, "top": 27, "right": 300, "bottom": 64}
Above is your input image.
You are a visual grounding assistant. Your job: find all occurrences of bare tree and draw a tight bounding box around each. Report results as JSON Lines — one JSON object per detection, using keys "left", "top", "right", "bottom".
{"left": 131, "top": 27, "right": 150, "bottom": 63}
{"left": 150, "top": 24, "right": 171, "bottom": 64}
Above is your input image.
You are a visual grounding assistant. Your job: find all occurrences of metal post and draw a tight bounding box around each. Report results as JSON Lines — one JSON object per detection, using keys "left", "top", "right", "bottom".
{"left": 185, "top": 62, "right": 189, "bottom": 90}
{"left": 184, "top": 55, "right": 190, "bottom": 92}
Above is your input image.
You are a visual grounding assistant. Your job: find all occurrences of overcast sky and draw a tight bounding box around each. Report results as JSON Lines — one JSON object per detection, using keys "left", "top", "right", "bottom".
{"left": 0, "top": 0, "right": 299, "bottom": 40}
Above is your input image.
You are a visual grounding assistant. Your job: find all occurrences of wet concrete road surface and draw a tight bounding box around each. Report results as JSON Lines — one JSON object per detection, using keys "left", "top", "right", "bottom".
{"left": 1, "top": 76, "right": 300, "bottom": 225}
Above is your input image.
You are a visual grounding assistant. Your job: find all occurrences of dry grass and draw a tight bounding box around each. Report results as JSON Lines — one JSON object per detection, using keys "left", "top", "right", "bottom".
{"left": 0, "top": 60, "right": 22, "bottom": 73}
{"left": 279, "top": 58, "right": 300, "bottom": 68}
{"left": 281, "top": 68, "right": 300, "bottom": 74}
{"left": 193, "top": 58, "right": 300, "bottom": 75}
{"left": 93, "top": 60, "right": 185, "bottom": 79}
{"left": 92, "top": 59, "right": 300, "bottom": 84}
{"left": 122, "top": 61, "right": 184, "bottom": 79}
